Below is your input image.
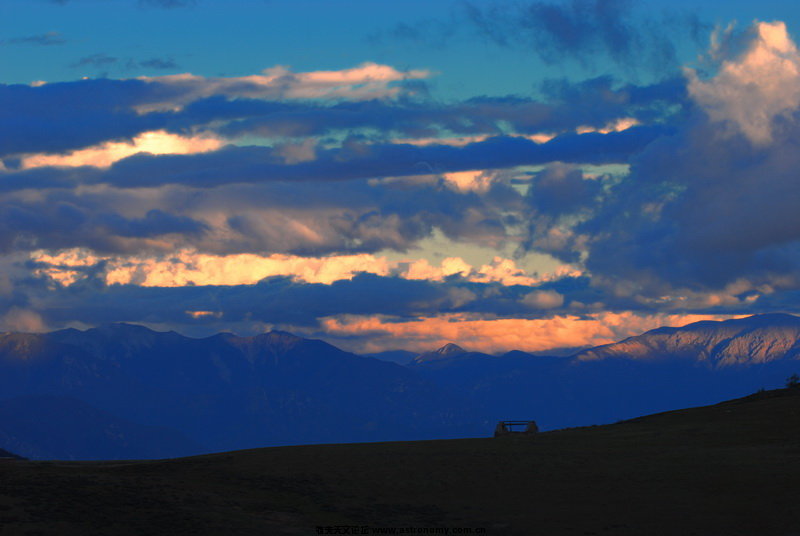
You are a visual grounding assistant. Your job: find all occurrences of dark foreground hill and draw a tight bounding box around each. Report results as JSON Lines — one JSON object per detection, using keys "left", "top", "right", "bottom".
{"left": 1, "top": 388, "right": 799, "bottom": 536}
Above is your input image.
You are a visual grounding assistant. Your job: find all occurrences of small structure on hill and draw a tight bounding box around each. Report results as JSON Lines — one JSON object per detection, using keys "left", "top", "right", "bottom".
{"left": 494, "top": 420, "right": 539, "bottom": 437}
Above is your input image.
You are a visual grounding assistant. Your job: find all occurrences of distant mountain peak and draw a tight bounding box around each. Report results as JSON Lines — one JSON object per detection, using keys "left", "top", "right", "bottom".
{"left": 413, "top": 342, "right": 467, "bottom": 364}
{"left": 436, "top": 343, "right": 466, "bottom": 355}
{"left": 95, "top": 322, "right": 154, "bottom": 332}
{"left": 261, "top": 330, "right": 303, "bottom": 341}
{"left": 86, "top": 323, "right": 163, "bottom": 339}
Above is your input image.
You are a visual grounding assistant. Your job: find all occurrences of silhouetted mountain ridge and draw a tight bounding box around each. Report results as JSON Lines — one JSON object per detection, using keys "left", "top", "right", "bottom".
{"left": 0, "top": 325, "right": 487, "bottom": 459}
{"left": 2, "top": 314, "right": 800, "bottom": 460}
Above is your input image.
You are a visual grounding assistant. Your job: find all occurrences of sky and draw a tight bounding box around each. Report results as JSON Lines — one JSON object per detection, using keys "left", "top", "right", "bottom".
{"left": 4, "top": 0, "right": 800, "bottom": 354}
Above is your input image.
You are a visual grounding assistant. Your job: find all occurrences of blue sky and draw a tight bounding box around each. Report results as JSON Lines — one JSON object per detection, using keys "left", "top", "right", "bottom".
{"left": 1, "top": 0, "right": 734, "bottom": 95}
{"left": 4, "top": 0, "right": 800, "bottom": 354}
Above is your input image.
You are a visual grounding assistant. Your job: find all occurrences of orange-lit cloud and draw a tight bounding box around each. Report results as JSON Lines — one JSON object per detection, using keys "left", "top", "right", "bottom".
{"left": 138, "top": 62, "right": 432, "bottom": 112}
{"left": 20, "top": 130, "right": 223, "bottom": 169}
{"left": 185, "top": 310, "right": 222, "bottom": 319}
{"left": 442, "top": 170, "right": 495, "bottom": 193}
{"left": 0, "top": 307, "right": 46, "bottom": 333}
{"left": 31, "top": 248, "right": 578, "bottom": 288}
{"left": 104, "top": 252, "right": 392, "bottom": 286}
{"left": 576, "top": 117, "right": 639, "bottom": 135}
{"left": 315, "top": 312, "right": 744, "bottom": 354}
{"left": 395, "top": 132, "right": 556, "bottom": 148}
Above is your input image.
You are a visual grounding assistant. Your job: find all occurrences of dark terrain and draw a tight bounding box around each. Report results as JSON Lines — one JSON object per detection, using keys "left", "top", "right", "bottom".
{"left": 1, "top": 387, "right": 798, "bottom": 535}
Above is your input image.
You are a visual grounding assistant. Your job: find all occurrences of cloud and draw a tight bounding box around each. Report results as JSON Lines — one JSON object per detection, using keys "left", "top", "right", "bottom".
{"left": 0, "top": 71, "right": 681, "bottom": 161}
{"left": 0, "top": 32, "right": 66, "bottom": 46}
{"left": 6, "top": 250, "right": 740, "bottom": 350}
{"left": 0, "top": 308, "right": 46, "bottom": 333}
{"left": 137, "top": 57, "right": 179, "bottom": 70}
{"left": 14, "top": 273, "right": 484, "bottom": 330}
{"left": 71, "top": 55, "right": 180, "bottom": 74}
{"left": 688, "top": 21, "right": 800, "bottom": 145}
{"left": 34, "top": 249, "right": 394, "bottom": 286}
{"left": 367, "top": 18, "right": 458, "bottom": 50}
{"left": 71, "top": 54, "right": 119, "bottom": 69}
{"left": 137, "top": 63, "right": 432, "bottom": 112}
{"left": 517, "top": 162, "right": 606, "bottom": 264}
{"left": 32, "top": 247, "right": 576, "bottom": 289}
{"left": 376, "top": 0, "right": 708, "bottom": 74}
{"left": 0, "top": 166, "right": 524, "bottom": 256}
{"left": 20, "top": 130, "right": 223, "bottom": 169}
{"left": 311, "top": 311, "right": 737, "bottom": 354}
{"left": 215, "top": 78, "right": 682, "bottom": 141}
{"left": 0, "top": 64, "right": 441, "bottom": 158}
{"left": 442, "top": 170, "right": 495, "bottom": 193}
{"left": 97, "top": 209, "right": 207, "bottom": 238}
{"left": 464, "top": 0, "right": 708, "bottom": 73}
{"left": 527, "top": 162, "right": 602, "bottom": 216}
{"left": 564, "top": 21, "right": 800, "bottom": 299}
{"left": 1, "top": 127, "right": 666, "bottom": 193}
{"left": 0, "top": 78, "right": 175, "bottom": 157}
{"left": 0, "top": 193, "right": 209, "bottom": 254}
{"left": 521, "top": 289, "right": 564, "bottom": 309}
{"left": 1, "top": 240, "right": 786, "bottom": 351}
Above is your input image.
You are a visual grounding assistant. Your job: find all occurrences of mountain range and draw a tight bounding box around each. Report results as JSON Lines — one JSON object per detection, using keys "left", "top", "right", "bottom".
{"left": 0, "top": 313, "right": 798, "bottom": 460}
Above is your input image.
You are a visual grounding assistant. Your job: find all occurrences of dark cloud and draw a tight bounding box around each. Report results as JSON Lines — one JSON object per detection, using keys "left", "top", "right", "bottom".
{"left": 521, "top": 24, "right": 800, "bottom": 299}
{"left": 370, "top": 0, "right": 708, "bottom": 75}
{"left": 0, "top": 67, "right": 685, "bottom": 309}
{"left": 0, "top": 168, "right": 522, "bottom": 256}
{"left": 15, "top": 273, "right": 476, "bottom": 328}
{"left": 0, "top": 32, "right": 66, "bottom": 46}
{"left": 0, "top": 127, "right": 666, "bottom": 194}
{"left": 136, "top": 57, "right": 179, "bottom": 70}
{"left": 0, "top": 196, "right": 208, "bottom": 254}
{"left": 215, "top": 78, "right": 685, "bottom": 140}
{"left": 527, "top": 163, "right": 602, "bottom": 216}
{"left": 71, "top": 54, "right": 119, "bottom": 69}
{"left": 10, "top": 268, "right": 601, "bottom": 332}
{"left": 97, "top": 209, "right": 207, "bottom": 238}
{"left": 0, "top": 79, "right": 177, "bottom": 156}
{"left": 14, "top": 263, "right": 781, "bottom": 337}
{"left": 367, "top": 18, "right": 459, "bottom": 49}
{"left": 579, "top": 115, "right": 800, "bottom": 291}
{"left": 0, "top": 74, "right": 683, "bottom": 159}
{"left": 463, "top": 0, "right": 709, "bottom": 73}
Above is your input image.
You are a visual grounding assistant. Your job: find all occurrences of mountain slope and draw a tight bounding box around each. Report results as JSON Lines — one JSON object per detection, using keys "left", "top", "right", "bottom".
{"left": 0, "top": 325, "right": 488, "bottom": 459}
{"left": 0, "top": 396, "right": 199, "bottom": 460}
{"left": 575, "top": 313, "right": 800, "bottom": 364}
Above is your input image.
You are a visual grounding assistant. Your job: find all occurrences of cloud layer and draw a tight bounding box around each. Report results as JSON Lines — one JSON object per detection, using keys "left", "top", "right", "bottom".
{"left": 4, "top": 18, "right": 800, "bottom": 352}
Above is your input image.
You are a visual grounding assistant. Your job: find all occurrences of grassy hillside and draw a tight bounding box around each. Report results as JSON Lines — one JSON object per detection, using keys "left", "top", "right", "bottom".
{"left": 1, "top": 388, "right": 799, "bottom": 535}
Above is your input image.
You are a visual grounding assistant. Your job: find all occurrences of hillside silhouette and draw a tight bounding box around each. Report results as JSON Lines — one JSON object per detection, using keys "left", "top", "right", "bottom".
{"left": 0, "top": 387, "right": 798, "bottom": 534}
